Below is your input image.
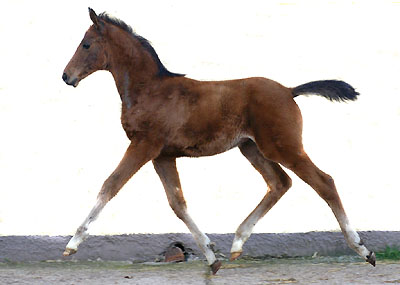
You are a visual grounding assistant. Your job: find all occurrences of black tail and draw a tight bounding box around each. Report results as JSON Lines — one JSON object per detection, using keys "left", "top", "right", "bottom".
{"left": 292, "top": 80, "right": 359, "bottom": 102}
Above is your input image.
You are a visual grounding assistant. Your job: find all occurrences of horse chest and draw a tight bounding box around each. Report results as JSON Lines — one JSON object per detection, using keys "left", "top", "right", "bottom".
{"left": 120, "top": 109, "right": 155, "bottom": 140}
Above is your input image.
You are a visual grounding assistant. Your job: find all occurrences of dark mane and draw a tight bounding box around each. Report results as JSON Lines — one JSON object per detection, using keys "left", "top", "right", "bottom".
{"left": 98, "top": 12, "right": 184, "bottom": 78}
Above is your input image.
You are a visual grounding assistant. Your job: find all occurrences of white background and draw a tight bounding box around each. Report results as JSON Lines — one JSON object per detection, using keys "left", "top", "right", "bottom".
{"left": 1, "top": 0, "right": 399, "bottom": 235}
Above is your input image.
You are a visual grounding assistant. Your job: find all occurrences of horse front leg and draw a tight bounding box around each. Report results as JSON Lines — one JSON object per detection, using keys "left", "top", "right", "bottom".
{"left": 63, "top": 141, "right": 161, "bottom": 256}
{"left": 152, "top": 156, "right": 221, "bottom": 275}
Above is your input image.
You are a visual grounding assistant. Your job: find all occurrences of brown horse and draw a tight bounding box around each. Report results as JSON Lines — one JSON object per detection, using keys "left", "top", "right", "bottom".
{"left": 62, "top": 8, "right": 375, "bottom": 274}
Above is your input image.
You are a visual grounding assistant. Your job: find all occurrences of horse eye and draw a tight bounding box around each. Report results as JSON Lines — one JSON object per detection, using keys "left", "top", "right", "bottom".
{"left": 83, "top": 43, "right": 91, "bottom": 49}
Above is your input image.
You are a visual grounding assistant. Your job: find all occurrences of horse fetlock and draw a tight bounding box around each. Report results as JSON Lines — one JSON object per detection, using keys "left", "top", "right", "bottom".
{"left": 210, "top": 260, "right": 222, "bottom": 275}
{"left": 231, "top": 234, "right": 246, "bottom": 253}
{"left": 350, "top": 240, "right": 375, "bottom": 267}
{"left": 230, "top": 251, "right": 242, "bottom": 261}
{"left": 230, "top": 236, "right": 244, "bottom": 261}
{"left": 366, "top": 251, "right": 376, "bottom": 267}
{"left": 63, "top": 247, "right": 77, "bottom": 256}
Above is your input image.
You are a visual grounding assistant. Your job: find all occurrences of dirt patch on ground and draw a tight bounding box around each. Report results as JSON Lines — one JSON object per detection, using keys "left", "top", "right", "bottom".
{"left": 1, "top": 257, "right": 399, "bottom": 284}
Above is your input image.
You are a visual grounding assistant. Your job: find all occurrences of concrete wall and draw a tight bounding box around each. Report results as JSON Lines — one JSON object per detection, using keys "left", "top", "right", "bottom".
{"left": 0, "top": 1, "right": 399, "bottom": 242}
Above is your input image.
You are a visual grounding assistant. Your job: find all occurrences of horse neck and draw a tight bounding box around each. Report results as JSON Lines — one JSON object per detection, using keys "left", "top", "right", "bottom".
{"left": 106, "top": 26, "right": 158, "bottom": 101}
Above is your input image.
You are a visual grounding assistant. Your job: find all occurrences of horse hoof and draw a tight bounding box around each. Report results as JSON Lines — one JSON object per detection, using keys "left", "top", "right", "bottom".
{"left": 63, "top": 248, "right": 77, "bottom": 256}
{"left": 230, "top": 251, "right": 242, "bottom": 261}
{"left": 210, "top": 260, "right": 222, "bottom": 275}
{"left": 366, "top": 251, "right": 376, "bottom": 267}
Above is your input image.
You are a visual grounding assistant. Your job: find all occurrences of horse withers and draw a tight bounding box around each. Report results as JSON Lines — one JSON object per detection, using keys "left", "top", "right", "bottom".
{"left": 62, "top": 8, "right": 375, "bottom": 274}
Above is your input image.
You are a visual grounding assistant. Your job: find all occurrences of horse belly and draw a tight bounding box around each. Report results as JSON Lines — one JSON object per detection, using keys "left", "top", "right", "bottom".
{"left": 195, "top": 135, "right": 248, "bottom": 156}
{"left": 164, "top": 132, "right": 248, "bottom": 158}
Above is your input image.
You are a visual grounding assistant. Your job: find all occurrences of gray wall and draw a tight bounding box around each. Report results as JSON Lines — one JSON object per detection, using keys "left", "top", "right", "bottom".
{"left": 1, "top": 232, "right": 399, "bottom": 262}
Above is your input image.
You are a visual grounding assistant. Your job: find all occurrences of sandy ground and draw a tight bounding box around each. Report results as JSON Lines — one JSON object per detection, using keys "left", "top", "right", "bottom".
{"left": 1, "top": 258, "right": 399, "bottom": 285}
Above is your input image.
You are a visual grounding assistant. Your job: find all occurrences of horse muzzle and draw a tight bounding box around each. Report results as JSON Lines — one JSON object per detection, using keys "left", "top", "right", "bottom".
{"left": 62, "top": 72, "right": 79, "bottom": 87}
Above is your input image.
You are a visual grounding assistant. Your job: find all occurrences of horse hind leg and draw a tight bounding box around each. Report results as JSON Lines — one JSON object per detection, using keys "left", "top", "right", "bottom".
{"left": 281, "top": 151, "right": 376, "bottom": 266}
{"left": 152, "top": 156, "right": 221, "bottom": 275}
{"left": 230, "top": 140, "right": 292, "bottom": 261}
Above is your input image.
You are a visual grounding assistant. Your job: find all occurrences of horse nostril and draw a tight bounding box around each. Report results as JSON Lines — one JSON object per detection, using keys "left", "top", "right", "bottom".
{"left": 62, "top": 73, "right": 68, "bottom": 82}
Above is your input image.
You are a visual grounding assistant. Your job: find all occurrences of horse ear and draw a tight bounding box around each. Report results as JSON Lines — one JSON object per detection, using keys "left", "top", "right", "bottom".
{"left": 89, "top": 7, "right": 99, "bottom": 28}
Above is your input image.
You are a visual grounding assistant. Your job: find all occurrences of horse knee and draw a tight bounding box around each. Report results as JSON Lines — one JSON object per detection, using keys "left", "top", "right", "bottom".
{"left": 99, "top": 174, "right": 122, "bottom": 201}
{"left": 316, "top": 172, "right": 339, "bottom": 202}
{"left": 323, "top": 173, "right": 335, "bottom": 188}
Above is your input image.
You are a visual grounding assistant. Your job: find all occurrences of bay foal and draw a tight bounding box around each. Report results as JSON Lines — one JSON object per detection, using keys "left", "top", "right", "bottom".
{"left": 62, "top": 8, "right": 375, "bottom": 274}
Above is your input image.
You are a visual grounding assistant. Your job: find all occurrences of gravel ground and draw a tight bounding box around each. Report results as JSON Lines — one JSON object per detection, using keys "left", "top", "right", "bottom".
{"left": 1, "top": 257, "right": 399, "bottom": 285}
